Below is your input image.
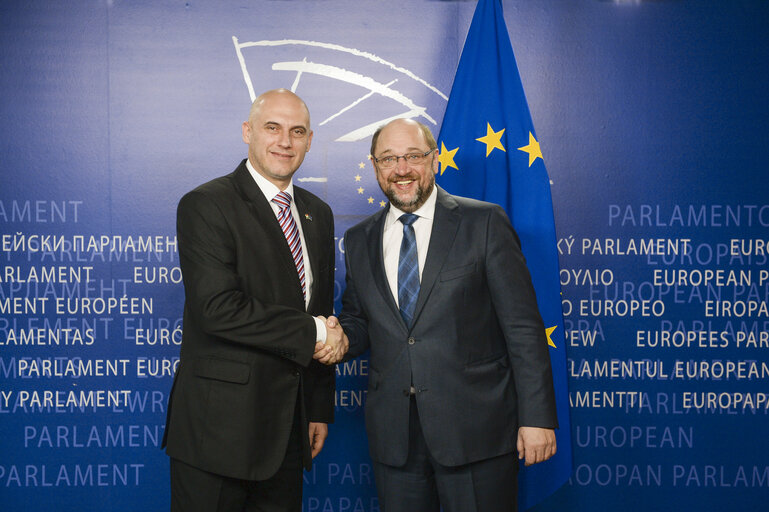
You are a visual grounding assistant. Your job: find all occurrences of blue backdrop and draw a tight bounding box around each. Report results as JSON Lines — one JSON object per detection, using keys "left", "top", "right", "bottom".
{"left": 1, "top": 1, "right": 767, "bottom": 511}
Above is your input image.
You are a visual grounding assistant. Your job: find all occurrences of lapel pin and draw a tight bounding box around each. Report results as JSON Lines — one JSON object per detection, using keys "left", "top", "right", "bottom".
{"left": 305, "top": 213, "right": 313, "bottom": 221}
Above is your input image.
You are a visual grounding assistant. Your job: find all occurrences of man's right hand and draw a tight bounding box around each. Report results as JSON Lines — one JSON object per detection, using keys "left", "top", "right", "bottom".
{"left": 313, "top": 316, "right": 348, "bottom": 365}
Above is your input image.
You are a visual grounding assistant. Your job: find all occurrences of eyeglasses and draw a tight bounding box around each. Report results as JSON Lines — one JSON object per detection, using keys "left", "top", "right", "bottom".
{"left": 372, "top": 149, "right": 435, "bottom": 169}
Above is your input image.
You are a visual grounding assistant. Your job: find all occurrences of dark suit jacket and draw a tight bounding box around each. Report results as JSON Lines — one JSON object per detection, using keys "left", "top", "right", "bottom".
{"left": 163, "top": 159, "right": 335, "bottom": 481}
{"left": 339, "top": 186, "right": 557, "bottom": 468}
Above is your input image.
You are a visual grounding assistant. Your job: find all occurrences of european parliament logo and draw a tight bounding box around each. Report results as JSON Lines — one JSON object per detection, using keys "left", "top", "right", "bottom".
{"left": 232, "top": 37, "right": 448, "bottom": 216}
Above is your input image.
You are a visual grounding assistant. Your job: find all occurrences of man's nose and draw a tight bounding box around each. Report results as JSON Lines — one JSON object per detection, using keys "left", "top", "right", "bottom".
{"left": 394, "top": 157, "right": 410, "bottom": 173}
{"left": 278, "top": 130, "right": 292, "bottom": 147}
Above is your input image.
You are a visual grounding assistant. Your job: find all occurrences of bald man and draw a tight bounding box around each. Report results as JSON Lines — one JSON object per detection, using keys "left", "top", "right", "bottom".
{"left": 163, "top": 89, "right": 345, "bottom": 512}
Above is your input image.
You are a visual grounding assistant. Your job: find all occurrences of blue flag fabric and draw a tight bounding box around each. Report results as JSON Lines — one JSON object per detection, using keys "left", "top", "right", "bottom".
{"left": 436, "top": 0, "right": 572, "bottom": 508}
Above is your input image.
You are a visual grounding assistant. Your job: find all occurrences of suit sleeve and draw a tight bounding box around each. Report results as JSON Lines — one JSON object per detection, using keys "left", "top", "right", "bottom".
{"left": 177, "top": 189, "right": 316, "bottom": 366}
{"left": 485, "top": 206, "right": 558, "bottom": 429}
{"left": 338, "top": 230, "right": 372, "bottom": 361}
{"left": 303, "top": 205, "right": 336, "bottom": 423}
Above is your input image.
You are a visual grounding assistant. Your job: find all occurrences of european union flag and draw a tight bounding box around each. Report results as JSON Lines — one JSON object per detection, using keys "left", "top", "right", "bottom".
{"left": 436, "top": 0, "right": 572, "bottom": 508}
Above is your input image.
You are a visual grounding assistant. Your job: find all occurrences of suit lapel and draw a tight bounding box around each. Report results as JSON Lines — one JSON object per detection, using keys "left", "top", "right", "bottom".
{"left": 366, "top": 208, "right": 402, "bottom": 323}
{"left": 294, "top": 190, "right": 322, "bottom": 312}
{"left": 232, "top": 161, "right": 306, "bottom": 307}
{"left": 411, "top": 187, "right": 460, "bottom": 327}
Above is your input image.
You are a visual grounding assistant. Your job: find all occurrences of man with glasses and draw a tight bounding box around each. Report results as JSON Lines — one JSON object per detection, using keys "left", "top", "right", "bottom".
{"left": 328, "top": 118, "right": 558, "bottom": 511}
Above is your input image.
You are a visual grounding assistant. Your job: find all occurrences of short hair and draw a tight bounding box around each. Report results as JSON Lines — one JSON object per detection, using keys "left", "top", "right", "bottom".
{"left": 370, "top": 119, "right": 437, "bottom": 158}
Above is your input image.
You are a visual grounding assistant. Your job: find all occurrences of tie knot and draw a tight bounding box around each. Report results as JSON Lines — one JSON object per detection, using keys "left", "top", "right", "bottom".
{"left": 273, "top": 191, "right": 292, "bottom": 210}
{"left": 399, "top": 213, "right": 418, "bottom": 227}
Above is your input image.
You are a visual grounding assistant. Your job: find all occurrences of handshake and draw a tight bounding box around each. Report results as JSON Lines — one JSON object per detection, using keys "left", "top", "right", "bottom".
{"left": 313, "top": 315, "right": 348, "bottom": 365}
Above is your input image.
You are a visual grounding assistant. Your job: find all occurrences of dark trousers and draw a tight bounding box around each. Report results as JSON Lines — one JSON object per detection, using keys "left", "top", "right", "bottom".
{"left": 170, "top": 406, "right": 303, "bottom": 512}
{"left": 373, "top": 397, "right": 518, "bottom": 512}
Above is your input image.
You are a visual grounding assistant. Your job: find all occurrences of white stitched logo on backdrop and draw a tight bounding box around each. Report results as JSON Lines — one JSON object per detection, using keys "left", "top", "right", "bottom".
{"left": 232, "top": 37, "right": 447, "bottom": 212}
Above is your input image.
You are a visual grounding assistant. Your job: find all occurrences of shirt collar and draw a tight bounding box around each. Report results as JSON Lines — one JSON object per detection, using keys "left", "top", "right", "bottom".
{"left": 246, "top": 158, "right": 295, "bottom": 202}
{"left": 385, "top": 183, "right": 437, "bottom": 228}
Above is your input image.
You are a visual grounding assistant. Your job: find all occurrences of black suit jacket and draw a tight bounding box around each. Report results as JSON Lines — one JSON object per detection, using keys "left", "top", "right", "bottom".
{"left": 163, "top": 159, "right": 335, "bottom": 480}
{"left": 339, "top": 186, "right": 557, "bottom": 467}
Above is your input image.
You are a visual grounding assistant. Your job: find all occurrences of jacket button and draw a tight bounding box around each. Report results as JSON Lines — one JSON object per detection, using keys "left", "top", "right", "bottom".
{"left": 408, "top": 337, "right": 415, "bottom": 345}
{"left": 402, "top": 390, "right": 410, "bottom": 396}
{"left": 292, "top": 370, "right": 300, "bottom": 377}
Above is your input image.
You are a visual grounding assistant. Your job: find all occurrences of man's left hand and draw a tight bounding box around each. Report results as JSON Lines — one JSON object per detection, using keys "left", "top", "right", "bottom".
{"left": 517, "top": 426, "right": 556, "bottom": 466}
{"left": 309, "top": 422, "right": 328, "bottom": 458}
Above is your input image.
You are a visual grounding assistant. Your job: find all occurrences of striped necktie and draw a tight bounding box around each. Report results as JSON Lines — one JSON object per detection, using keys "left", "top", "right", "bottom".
{"left": 272, "top": 191, "right": 306, "bottom": 301}
{"left": 397, "top": 213, "right": 420, "bottom": 327}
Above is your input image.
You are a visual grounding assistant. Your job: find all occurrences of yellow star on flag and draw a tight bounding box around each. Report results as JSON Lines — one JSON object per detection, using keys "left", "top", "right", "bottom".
{"left": 517, "top": 132, "right": 543, "bottom": 167}
{"left": 438, "top": 142, "right": 459, "bottom": 175}
{"left": 359, "top": 162, "right": 366, "bottom": 169}
{"left": 355, "top": 175, "right": 362, "bottom": 182}
{"left": 357, "top": 187, "right": 364, "bottom": 194}
{"left": 475, "top": 123, "right": 506, "bottom": 157}
{"left": 545, "top": 325, "right": 558, "bottom": 348}
{"left": 367, "top": 197, "right": 374, "bottom": 204}
{"left": 379, "top": 200, "right": 386, "bottom": 208}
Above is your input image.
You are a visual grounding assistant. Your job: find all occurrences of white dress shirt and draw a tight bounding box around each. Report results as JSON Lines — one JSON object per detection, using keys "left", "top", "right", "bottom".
{"left": 246, "top": 159, "right": 326, "bottom": 342}
{"left": 382, "top": 185, "right": 437, "bottom": 307}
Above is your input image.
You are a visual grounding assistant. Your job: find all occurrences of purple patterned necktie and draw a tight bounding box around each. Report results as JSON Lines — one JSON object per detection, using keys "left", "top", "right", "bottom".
{"left": 272, "top": 191, "right": 306, "bottom": 301}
